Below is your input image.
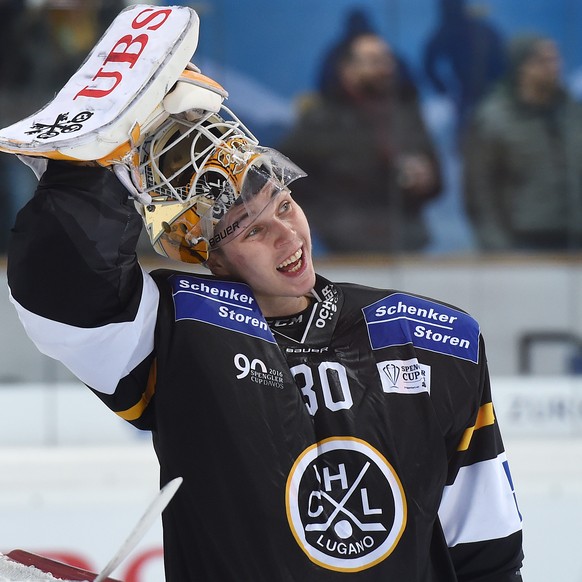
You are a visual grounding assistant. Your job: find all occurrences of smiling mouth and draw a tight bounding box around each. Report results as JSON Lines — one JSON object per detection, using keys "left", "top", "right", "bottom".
{"left": 277, "top": 247, "right": 304, "bottom": 273}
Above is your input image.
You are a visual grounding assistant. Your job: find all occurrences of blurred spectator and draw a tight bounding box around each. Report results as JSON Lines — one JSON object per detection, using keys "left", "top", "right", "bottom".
{"left": 0, "top": 0, "right": 36, "bottom": 254}
{"left": 279, "top": 27, "right": 442, "bottom": 254}
{"left": 318, "top": 8, "right": 419, "bottom": 106}
{"left": 423, "top": 0, "right": 507, "bottom": 135}
{"left": 463, "top": 34, "right": 582, "bottom": 252}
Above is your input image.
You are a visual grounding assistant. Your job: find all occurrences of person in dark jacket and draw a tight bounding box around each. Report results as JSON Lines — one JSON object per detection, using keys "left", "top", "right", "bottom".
{"left": 464, "top": 33, "right": 582, "bottom": 251}
{"left": 423, "top": 0, "right": 507, "bottom": 135}
{"left": 279, "top": 31, "right": 442, "bottom": 255}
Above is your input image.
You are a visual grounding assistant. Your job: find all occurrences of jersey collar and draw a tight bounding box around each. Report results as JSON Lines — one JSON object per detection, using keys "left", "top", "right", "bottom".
{"left": 269, "top": 275, "right": 343, "bottom": 346}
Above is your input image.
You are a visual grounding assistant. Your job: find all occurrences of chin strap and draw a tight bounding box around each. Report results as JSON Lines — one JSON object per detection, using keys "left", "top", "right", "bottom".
{"left": 113, "top": 164, "right": 152, "bottom": 206}
{"left": 16, "top": 155, "right": 49, "bottom": 180}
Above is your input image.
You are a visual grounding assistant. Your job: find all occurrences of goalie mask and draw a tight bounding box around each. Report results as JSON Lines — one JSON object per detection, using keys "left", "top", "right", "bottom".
{"left": 135, "top": 95, "right": 306, "bottom": 264}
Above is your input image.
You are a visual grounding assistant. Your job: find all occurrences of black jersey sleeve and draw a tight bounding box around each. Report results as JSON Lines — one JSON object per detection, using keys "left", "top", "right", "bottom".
{"left": 7, "top": 160, "right": 159, "bottom": 429}
{"left": 8, "top": 159, "right": 143, "bottom": 326}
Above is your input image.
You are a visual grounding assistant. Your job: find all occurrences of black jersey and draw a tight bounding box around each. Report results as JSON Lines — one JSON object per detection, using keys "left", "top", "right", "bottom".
{"left": 7, "top": 161, "right": 523, "bottom": 581}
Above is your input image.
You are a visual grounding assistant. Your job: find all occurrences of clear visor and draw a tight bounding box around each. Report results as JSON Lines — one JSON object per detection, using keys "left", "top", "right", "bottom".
{"left": 192, "top": 149, "right": 305, "bottom": 249}
{"left": 204, "top": 172, "right": 290, "bottom": 249}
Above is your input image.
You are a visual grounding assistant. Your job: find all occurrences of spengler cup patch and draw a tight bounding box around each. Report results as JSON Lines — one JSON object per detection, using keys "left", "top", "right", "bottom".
{"left": 286, "top": 437, "right": 407, "bottom": 572}
{"left": 363, "top": 293, "right": 480, "bottom": 363}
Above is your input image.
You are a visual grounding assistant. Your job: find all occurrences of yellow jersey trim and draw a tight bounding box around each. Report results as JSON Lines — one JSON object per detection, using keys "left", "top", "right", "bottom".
{"left": 457, "top": 402, "right": 495, "bottom": 452}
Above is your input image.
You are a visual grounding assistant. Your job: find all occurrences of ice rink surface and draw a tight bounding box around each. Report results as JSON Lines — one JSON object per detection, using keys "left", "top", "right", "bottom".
{"left": 1, "top": 382, "right": 581, "bottom": 581}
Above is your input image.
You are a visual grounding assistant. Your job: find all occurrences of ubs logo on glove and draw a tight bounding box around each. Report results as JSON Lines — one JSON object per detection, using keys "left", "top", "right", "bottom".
{"left": 286, "top": 437, "right": 407, "bottom": 572}
{"left": 75, "top": 7, "right": 174, "bottom": 100}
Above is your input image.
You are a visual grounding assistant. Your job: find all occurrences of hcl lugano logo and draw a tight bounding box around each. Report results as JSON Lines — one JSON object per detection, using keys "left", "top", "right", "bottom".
{"left": 286, "top": 437, "right": 407, "bottom": 572}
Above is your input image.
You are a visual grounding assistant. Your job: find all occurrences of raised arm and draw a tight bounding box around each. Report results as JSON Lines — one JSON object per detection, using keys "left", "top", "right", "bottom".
{"left": 7, "top": 161, "right": 160, "bottom": 429}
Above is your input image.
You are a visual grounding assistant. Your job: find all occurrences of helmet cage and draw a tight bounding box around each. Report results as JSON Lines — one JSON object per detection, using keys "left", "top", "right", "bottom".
{"left": 139, "top": 106, "right": 255, "bottom": 203}
{"left": 136, "top": 105, "right": 306, "bottom": 264}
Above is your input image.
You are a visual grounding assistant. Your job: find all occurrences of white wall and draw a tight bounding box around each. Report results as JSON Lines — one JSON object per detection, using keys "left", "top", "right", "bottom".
{"left": 0, "top": 444, "right": 162, "bottom": 582}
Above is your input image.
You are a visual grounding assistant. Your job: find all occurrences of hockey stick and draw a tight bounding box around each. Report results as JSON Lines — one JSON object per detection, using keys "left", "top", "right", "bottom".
{"left": 93, "top": 477, "right": 183, "bottom": 582}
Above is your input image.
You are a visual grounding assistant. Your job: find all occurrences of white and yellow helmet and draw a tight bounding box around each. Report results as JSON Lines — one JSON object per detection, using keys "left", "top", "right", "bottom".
{"left": 133, "top": 70, "right": 306, "bottom": 264}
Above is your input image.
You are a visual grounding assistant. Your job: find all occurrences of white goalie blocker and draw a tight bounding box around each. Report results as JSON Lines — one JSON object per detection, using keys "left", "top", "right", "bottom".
{"left": 0, "top": 1, "right": 276, "bottom": 266}
{"left": 0, "top": 4, "right": 221, "bottom": 166}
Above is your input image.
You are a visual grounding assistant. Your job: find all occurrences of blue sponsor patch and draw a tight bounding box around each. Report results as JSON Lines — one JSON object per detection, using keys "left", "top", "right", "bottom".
{"left": 171, "top": 275, "right": 276, "bottom": 344}
{"left": 362, "top": 293, "right": 480, "bottom": 363}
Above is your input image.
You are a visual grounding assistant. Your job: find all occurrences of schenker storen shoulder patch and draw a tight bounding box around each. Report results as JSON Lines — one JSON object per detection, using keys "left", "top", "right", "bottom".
{"left": 171, "top": 275, "right": 276, "bottom": 343}
{"left": 362, "top": 293, "right": 480, "bottom": 364}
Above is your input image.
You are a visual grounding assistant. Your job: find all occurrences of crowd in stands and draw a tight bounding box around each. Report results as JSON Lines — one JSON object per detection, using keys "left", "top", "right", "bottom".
{"left": 1, "top": 0, "right": 581, "bottom": 257}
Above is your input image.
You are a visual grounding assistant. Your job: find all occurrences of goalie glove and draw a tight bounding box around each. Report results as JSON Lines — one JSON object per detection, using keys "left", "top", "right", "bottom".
{"left": 0, "top": 4, "right": 202, "bottom": 166}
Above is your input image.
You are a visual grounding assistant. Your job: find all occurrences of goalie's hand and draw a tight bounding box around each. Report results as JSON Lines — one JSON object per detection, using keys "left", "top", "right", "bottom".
{"left": 162, "top": 64, "right": 228, "bottom": 120}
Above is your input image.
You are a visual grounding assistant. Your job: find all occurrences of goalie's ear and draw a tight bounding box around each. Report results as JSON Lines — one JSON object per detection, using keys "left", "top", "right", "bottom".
{"left": 163, "top": 69, "right": 229, "bottom": 117}
{"left": 204, "top": 247, "right": 230, "bottom": 276}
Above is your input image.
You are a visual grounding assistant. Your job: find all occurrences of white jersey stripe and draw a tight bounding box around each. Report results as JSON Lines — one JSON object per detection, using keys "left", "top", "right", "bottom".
{"left": 438, "top": 452, "right": 522, "bottom": 546}
{"left": 8, "top": 268, "right": 159, "bottom": 395}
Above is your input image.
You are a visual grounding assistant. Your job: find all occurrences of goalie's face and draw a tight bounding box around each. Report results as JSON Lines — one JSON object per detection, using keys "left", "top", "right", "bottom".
{"left": 206, "top": 186, "right": 315, "bottom": 317}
